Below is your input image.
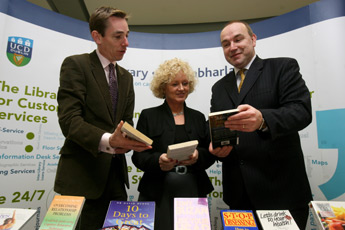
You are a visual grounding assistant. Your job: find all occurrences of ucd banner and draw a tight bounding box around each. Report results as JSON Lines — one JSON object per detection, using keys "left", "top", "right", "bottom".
{"left": 1, "top": 0, "right": 345, "bottom": 229}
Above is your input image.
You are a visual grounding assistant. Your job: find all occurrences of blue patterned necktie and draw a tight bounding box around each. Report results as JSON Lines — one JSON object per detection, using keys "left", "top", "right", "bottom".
{"left": 108, "top": 63, "right": 118, "bottom": 117}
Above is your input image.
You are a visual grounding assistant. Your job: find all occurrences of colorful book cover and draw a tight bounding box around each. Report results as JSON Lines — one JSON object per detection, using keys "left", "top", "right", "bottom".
{"left": 256, "top": 210, "right": 299, "bottom": 230}
{"left": 309, "top": 201, "right": 345, "bottom": 230}
{"left": 102, "top": 201, "right": 155, "bottom": 230}
{"left": 174, "top": 197, "right": 211, "bottom": 230}
{"left": 220, "top": 210, "right": 259, "bottom": 230}
{"left": 0, "top": 208, "right": 37, "bottom": 230}
{"left": 39, "top": 195, "right": 85, "bottom": 230}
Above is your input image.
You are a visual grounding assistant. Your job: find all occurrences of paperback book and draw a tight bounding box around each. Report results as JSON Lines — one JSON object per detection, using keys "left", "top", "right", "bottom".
{"left": 167, "top": 140, "right": 198, "bottom": 161}
{"left": 39, "top": 195, "right": 85, "bottom": 230}
{"left": 0, "top": 208, "right": 37, "bottom": 230}
{"left": 102, "top": 201, "right": 155, "bottom": 230}
{"left": 121, "top": 122, "right": 153, "bottom": 146}
{"left": 256, "top": 210, "right": 299, "bottom": 230}
{"left": 209, "top": 109, "right": 239, "bottom": 148}
{"left": 309, "top": 200, "right": 345, "bottom": 230}
{"left": 174, "top": 197, "right": 211, "bottom": 230}
{"left": 220, "top": 209, "right": 259, "bottom": 230}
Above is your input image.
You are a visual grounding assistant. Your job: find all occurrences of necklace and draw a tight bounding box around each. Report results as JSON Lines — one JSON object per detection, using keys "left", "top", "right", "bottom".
{"left": 173, "top": 111, "right": 184, "bottom": 117}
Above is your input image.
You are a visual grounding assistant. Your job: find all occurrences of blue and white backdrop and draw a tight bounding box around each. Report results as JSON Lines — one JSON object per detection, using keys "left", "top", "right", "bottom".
{"left": 0, "top": 0, "right": 345, "bottom": 229}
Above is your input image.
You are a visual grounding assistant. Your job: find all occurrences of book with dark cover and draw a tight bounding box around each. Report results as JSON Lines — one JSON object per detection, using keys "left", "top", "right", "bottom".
{"left": 167, "top": 140, "right": 198, "bottom": 161}
{"left": 256, "top": 210, "right": 299, "bottom": 230}
{"left": 121, "top": 122, "right": 153, "bottom": 146}
{"left": 309, "top": 201, "right": 345, "bottom": 230}
{"left": 103, "top": 201, "right": 155, "bottom": 230}
{"left": 221, "top": 210, "right": 259, "bottom": 230}
{"left": 209, "top": 109, "right": 239, "bottom": 148}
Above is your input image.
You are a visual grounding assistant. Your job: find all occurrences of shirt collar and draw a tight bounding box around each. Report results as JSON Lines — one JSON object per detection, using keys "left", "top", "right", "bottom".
{"left": 234, "top": 54, "right": 256, "bottom": 75}
{"left": 96, "top": 48, "right": 116, "bottom": 69}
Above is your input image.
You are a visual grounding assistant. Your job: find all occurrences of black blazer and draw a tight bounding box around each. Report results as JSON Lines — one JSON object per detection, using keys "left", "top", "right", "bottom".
{"left": 54, "top": 51, "right": 134, "bottom": 199}
{"left": 211, "top": 56, "right": 312, "bottom": 210}
{"left": 132, "top": 101, "right": 215, "bottom": 199}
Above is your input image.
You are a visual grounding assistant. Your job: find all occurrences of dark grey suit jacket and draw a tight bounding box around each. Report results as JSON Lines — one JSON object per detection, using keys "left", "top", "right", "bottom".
{"left": 132, "top": 101, "right": 216, "bottom": 200}
{"left": 211, "top": 56, "right": 312, "bottom": 210}
{"left": 54, "top": 50, "right": 134, "bottom": 199}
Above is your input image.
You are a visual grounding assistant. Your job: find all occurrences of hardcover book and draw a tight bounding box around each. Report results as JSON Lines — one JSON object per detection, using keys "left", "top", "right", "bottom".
{"left": 167, "top": 140, "right": 198, "bottom": 161}
{"left": 121, "top": 122, "right": 153, "bottom": 146}
{"left": 0, "top": 208, "right": 37, "bottom": 230}
{"left": 174, "top": 198, "right": 211, "bottom": 230}
{"left": 102, "top": 201, "right": 155, "bottom": 230}
{"left": 256, "top": 210, "right": 299, "bottom": 230}
{"left": 309, "top": 200, "right": 345, "bottom": 230}
{"left": 220, "top": 210, "right": 259, "bottom": 230}
{"left": 209, "top": 109, "right": 239, "bottom": 148}
{"left": 39, "top": 195, "right": 85, "bottom": 230}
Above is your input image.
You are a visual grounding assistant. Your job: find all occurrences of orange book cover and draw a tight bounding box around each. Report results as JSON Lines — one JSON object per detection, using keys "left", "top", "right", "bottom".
{"left": 39, "top": 195, "right": 85, "bottom": 230}
{"left": 221, "top": 210, "right": 258, "bottom": 230}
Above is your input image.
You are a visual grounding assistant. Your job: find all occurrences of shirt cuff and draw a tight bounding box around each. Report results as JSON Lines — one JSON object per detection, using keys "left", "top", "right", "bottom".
{"left": 99, "top": 133, "right": 116, "bottom": 154}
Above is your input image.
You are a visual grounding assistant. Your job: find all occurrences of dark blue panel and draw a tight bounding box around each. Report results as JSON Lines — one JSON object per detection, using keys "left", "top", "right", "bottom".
{"left": 1, "top": 0, "right": 91, "bottom": 41}
{"left": 1, "top": 0, "right": 344, "bottom": 49}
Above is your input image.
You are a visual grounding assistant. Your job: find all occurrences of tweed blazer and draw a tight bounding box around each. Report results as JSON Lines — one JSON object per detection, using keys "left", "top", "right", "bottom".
{"left": 54, "top": 50, "right": 134, "bottom": 199}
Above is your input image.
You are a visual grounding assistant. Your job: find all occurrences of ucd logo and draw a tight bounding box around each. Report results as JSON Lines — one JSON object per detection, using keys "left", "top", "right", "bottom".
{"left": 6, "top": 36, "right": 33, "bottom": 67}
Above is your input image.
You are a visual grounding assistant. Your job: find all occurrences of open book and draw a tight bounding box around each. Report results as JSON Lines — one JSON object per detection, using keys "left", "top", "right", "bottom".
{"left": 209, "top": 109, "right": 239, "bottom": 148}
{"left": 121, "top": 122, "right": 153, "bottom": 146}
{"left": 167, "top": 140, "right": 198, "bottom": 161}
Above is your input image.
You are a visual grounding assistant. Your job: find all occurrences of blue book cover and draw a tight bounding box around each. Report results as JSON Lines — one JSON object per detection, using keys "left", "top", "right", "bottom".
{"left": 220, "top": 210, "right": 259, "bottom": 230}
{"left": 102, "top": 201, "right": 155, "bottom": 230}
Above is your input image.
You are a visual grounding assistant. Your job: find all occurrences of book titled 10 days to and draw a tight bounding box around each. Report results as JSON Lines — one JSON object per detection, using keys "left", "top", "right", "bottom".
{"left": 102, "top": 201, "right": 155, "bottom": 230}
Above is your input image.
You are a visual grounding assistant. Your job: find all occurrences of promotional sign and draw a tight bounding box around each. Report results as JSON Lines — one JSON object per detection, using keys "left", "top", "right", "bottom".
{"left": 1, "top": 0, "right": 345, "bottom": 229}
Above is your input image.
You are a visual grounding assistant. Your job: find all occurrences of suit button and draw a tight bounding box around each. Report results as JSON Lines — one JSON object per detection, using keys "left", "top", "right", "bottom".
{"left": 239, "top": 160, "right": 244, "bottom": 165}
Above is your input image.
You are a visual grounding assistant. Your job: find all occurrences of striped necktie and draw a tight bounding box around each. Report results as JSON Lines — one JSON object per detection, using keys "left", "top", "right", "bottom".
{"left": 238, "top": 69, "right": 245, "bottom": 92}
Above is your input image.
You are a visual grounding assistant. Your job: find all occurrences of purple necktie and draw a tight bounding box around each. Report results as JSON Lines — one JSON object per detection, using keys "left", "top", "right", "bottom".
{"left": 108, "top": 63, "right": 118, "bottom": 117}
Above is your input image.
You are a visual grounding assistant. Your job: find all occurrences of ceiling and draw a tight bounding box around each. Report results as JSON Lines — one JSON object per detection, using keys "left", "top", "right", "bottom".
{"left": 26, "top": 0, "right": 320, "bottom": 32}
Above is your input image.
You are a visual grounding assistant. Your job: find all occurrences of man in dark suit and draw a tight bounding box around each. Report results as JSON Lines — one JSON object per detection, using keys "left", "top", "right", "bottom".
{"left": 54, "top": 7, "right": 151, "bottom": 230}
{"left": 209, "top": 21, "right": 312, "bottom": 229}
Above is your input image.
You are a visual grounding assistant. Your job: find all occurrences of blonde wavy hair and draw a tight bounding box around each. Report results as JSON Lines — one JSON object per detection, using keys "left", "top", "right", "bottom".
{"left": 150, "top": 58, "right": 197, "bottom": 98}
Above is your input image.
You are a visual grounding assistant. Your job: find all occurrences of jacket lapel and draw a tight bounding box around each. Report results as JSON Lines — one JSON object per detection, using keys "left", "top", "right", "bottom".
{"left": 224, "top": 70, "right": 239, "bottom": 106}
{"left": 238, "top": 56, "right": 263, "bottom": 104}
{"left": 90, "top": 51, "right": 114, "bottom": 121}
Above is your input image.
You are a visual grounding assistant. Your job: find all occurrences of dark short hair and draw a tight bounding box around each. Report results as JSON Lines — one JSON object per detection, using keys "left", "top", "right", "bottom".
{"left": 224, "top": 20, "right": 254, "bottom": 37}
{"left": 89, "top": 6, "right": 128, "bottom": 36}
